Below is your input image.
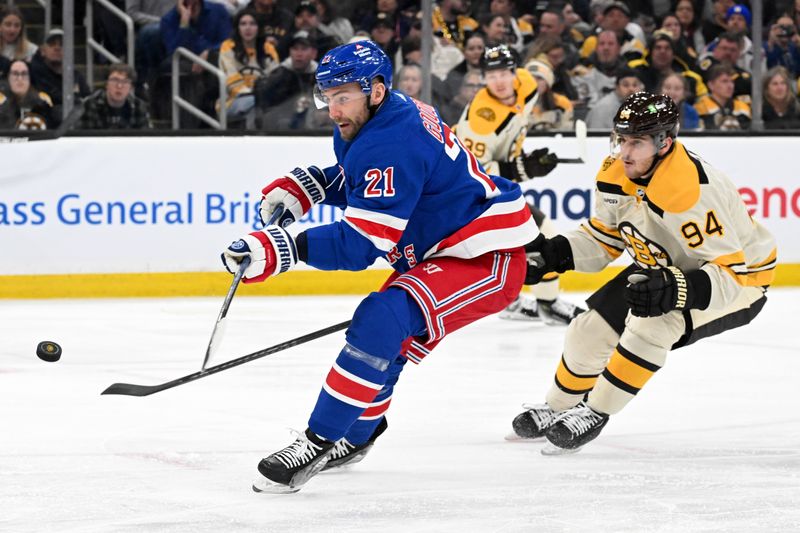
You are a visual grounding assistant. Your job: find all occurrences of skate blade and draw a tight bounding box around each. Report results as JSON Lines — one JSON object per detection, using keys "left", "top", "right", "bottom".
{"left": 252, "top": 477, "right": 301, "bottom": 494}
{"left": 498, "top": 312, "right": 542, "bottom": 322}
{"left": 504, "top": 431, "right": 545, "bottom": 442}
{"left": 541, "top": 442, "right": 583, "bottom": 456}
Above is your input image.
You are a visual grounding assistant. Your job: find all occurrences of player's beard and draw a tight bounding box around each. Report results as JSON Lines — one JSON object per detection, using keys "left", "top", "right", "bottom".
{"left": 337, "top": 100, "right": 371, "bottom": 141}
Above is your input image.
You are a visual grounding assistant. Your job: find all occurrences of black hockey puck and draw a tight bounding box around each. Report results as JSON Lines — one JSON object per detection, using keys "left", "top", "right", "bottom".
{"left": 36, "top": 341, "right": 62, "bottom": 362}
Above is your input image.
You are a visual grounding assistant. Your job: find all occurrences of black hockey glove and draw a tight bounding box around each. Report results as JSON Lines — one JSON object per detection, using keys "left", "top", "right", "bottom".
{"left": 498, "top": 148, "right": 558, "bottom": 182}
{"left": 523, "top": 234, "right": 575, "bottom": 285}
{"left": 625, "top": 267, "right": 712, "bottom": 317}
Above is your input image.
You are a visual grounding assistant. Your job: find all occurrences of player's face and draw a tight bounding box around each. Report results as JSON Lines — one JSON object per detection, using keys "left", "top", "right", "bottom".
{"left": 612, "top": 134, "right": 670, "bottom": 179}
{"left": 323, "top": 82, "right": 371, "bottom": 140}
{"left": 484, "top": 68, "right": 515, "bottom": 103}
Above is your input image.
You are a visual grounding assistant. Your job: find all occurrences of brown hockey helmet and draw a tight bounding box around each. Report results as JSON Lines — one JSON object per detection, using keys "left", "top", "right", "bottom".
{"left": 613, "top": 91, "right": 680, "bottom": 141}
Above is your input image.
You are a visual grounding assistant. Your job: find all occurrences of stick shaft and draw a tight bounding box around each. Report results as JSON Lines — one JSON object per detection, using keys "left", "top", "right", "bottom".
{"left": 102, "top": 320, "right": 352, "bottom": 396}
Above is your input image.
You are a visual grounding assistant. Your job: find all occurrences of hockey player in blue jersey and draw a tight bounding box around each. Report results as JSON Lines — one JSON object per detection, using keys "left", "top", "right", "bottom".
{"left": 222, "top": 40, "right": 538, "bottom": 493}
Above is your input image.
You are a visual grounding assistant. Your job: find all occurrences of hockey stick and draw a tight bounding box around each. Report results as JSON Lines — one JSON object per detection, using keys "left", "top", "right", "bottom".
{"left": 102, "top": 320, "right": 352, "bottom": 396}
{"left": 201, "top": 205, "right": 285, "bottom": 370}
{"left": 0, "top": 101, "right": 84, "bottom": 143}
{"left": 539, "top": 120, "right": 588, "bottom": 165}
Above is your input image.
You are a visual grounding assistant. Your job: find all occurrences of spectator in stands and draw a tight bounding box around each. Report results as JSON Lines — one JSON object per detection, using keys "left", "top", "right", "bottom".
{"left": 629, "top": 31, "right": 706, "bottom": 99}
{"left": 702, "top": 0, "right": 734, "bottom": 45}
{"left": 697, "top": 31, "right": 751, "bottom": 100}
{"left": 585, "top": 67, "right": 643, "bottom": 129}
{"left": 29, "top": 29, "right": 91, "bottom": 125}
{"left": 444, "top": 32, "right": 485, "bottom": 97}
{"left": 580, "top": 1, "right": 647, "bottom": 63}
{"left": 397, "top": 62, "right": 423, "bottom": 99}
{"left": 479, "top": 14, "right": 509, "bottom": 48}
{"left": 314, "top": 0, "right": 354, "bottom": 45}
{"left": 126, "top": 0, "right": 174, "bottom": 94}
{"left": 572, "top": 29, "right": 623, "bottom": 107}
{"left": 219, "top": 9, "right": 279, "bottom": 127}
{"left": 277, "top": 1, "right": 339, "bottom": 58}
{"left": 765, "top": 15, "right": 800, "bottom": 78}
{"left": 537, "top": 6, "right": 580, "bottom": 68}
{"left": 526, "top": 58, "right": 574, "bottom": 130}
{"left": 433, "top": 0, "right": 479, "bottom": 49}
{"left": 244, "top": 0, "right": 293, "bottom": 47}
{"left": 161, "top": 0, "right": 231, "bottom": 64}
{"left": 359, "top": 0, "right": 406, "bottom": 37}
{"left": 694, "top": 64, "right": 750, "bottom": 130}
{"left": 762, "top": 65, "right": 800, "bottom": 129}
{"left": 673, "top": 0, "right": 705, "bottom": 56}
{"left": 658, "top": 71, "right": 701, "bottom": 130}
{"left": 1, "top": 7, "right": 38, "bottom": 62}
{"left": 527, "top": 34, "right": 578, "bottom": 102}
{"left": 255, "top": 30, "right": 317, "bottom": 130}
{"left": 489, "top": 0, "right": 533, "bottom": 55}
{"left": 0, "top": 59, "right": 54, "bottom": 130}
{"left": 440, "top": 70, "right": 482, "bottom": 125}
{"left": 714, "top": 4, "right": 758, "bottom": 72}
{"left": 658, "top": 12, "right": 697, "bottom": 66}
{"left": 78, "top": 63, "right": 152, "bottom": 129}
{"left": 369, "top": 12, "right": 399, "bottom": 58}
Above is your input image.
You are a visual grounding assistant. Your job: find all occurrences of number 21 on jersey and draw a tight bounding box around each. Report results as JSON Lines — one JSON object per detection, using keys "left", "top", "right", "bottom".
{"left": 364, "top": 167, "right": 395, "bottom": 197}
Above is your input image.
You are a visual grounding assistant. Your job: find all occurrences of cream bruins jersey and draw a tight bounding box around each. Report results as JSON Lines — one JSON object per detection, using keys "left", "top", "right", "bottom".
{"left": 567, "top": 141, "right": 777, "bottom": 311}
{"left": 454, "top": 68, "right": 539, "bottom": 175}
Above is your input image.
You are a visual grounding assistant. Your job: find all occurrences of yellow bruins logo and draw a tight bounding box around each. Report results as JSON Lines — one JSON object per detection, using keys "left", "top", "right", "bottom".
{"left": 699, "top": 58, "right": 712, "bottom": 71}
{"left": 476, "top": 107, "right": 496, "bottom": 121}
{"left": 619, "top": 108, "right": 632, "bottom": 119}
{"left": 619, "top": 222, "right": 670, "bottom": 268}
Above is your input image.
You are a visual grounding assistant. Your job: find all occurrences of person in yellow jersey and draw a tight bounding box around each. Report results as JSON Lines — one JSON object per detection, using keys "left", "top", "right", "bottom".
{"left": 454, "top": 44, "right": 585, "bottom": 325}
{"left": 508, "top": 92, "right": 776, "bottom": 454}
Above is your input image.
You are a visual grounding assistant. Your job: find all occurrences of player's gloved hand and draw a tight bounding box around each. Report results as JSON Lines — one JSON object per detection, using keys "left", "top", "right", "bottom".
{"left": 221, "top": 226, "right": 298, "bottom": 284}
{"left": 498, "top": 148, "right": 558, "bottom": 182}
{"left": 625, "top": 266, "right": 704, "bottom": 317}
{"left": 259, "top": 166, "right": 326, "bottom": 228}
{"left": 523, "top": 234, "right": 575, "bottom": 285}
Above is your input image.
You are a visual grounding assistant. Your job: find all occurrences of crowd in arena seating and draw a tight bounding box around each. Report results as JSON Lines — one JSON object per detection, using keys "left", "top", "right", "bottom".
{"left": 2, "top": 0, "right": 800, "bottom": 131}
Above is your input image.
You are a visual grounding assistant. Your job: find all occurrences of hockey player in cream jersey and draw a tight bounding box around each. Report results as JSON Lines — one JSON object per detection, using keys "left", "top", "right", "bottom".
{"left": 454, "top": 44, "right": 584, "bottom": 325}
{"left": 509, "top": 92, "right": 776, "bottom": 453}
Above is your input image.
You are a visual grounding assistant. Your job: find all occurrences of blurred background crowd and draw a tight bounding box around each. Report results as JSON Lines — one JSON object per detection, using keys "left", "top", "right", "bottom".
{"left": 1, "top": 0, "right": 798, "bottom": 132}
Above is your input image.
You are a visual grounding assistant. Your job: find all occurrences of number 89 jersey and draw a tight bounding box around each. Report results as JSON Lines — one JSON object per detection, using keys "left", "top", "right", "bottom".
{"left": 565, "top": 141, "right": 777, "bottom": 311}
{"left": 453, "top": 68, "right": 538, "bottom": 175}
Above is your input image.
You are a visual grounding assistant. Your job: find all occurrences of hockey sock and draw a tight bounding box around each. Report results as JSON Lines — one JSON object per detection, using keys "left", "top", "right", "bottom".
{"left": 343, "top": 355, "right": 406, "bottom": 444}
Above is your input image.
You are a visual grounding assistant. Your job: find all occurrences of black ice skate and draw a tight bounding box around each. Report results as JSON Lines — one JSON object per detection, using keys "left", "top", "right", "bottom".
{"left": 253, "top": 428, "right": 335, "bottom": 494}
{"left": 537, "top": 298, "right": 585, "bottom": 326}
{"left": 323, "top": 417, "right": 388, "bottom": 471}
{"left": 506, "top": 403, "right": 558, "bottom": 441}
{"left": 542, "top": 403, "right": 609, "bottom": 455}
{"left": 499, "top": 295, "right": 541, "bottom": 322}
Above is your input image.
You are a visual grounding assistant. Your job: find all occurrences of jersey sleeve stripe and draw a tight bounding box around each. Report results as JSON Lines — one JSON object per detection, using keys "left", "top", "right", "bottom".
{"left": 344, "top": 217, "right": 403, "bottom": 251}
{"left": 424, "top": 197, "right": 535, "bottom": 259}
{"left": 588, "top": 218, "right": 623, "bottom": 241}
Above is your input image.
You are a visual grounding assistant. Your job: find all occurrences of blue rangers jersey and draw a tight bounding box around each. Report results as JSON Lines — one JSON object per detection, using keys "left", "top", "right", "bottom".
{"left": 301, "top": 91, "right": 538, "bottom": 273}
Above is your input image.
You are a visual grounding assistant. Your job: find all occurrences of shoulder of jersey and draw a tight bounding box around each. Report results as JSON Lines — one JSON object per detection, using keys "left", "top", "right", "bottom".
{"left": 220, "top": 39, "right": 235, "bottom": 53}
{"left": 0, "top": 92, "right": 6, "bottom": 105}
{"left": 38, "top": 92, "right": 53, "bottom": 106}
{"left": 646, "top": 142, "right": 705, "bottom": 214}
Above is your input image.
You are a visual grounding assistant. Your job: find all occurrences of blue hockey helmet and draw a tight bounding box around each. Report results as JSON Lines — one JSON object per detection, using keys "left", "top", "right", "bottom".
{"left": 315, "top": 40, "right": 393, "bottom": 99}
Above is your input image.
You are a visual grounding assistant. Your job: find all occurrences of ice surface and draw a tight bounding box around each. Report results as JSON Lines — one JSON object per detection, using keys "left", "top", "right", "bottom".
{"left": 2, "top": 291, "right": 799, "bottom": 532}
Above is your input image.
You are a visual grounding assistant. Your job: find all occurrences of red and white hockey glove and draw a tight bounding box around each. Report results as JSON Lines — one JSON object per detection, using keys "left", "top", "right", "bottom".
{"left": 221, "top": 226, "right": 298, "bottom": 283}
{"left": 259, "top": 166, "right": 326, "bottom": 227}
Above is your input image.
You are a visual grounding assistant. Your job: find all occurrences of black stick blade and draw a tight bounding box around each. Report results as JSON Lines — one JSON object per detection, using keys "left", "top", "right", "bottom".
{"left": 102, "top": 382, "right": 172, "bottom": 396}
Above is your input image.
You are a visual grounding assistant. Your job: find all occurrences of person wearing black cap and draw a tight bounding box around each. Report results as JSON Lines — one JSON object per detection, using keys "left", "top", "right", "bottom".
{"left": 255, "top": 29, "right": 319, "bottom": 129}
{"left": 277, "top": 0, "right": 339, "bottom": 58}
{"left": 370, "top": 12, "right": 398, "bottom": 57}
{"left": 28, "top": 28, "right": 90, "bottom": 125}
{"left": 579, "top": 1, "right": 646, "bottom": 63}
